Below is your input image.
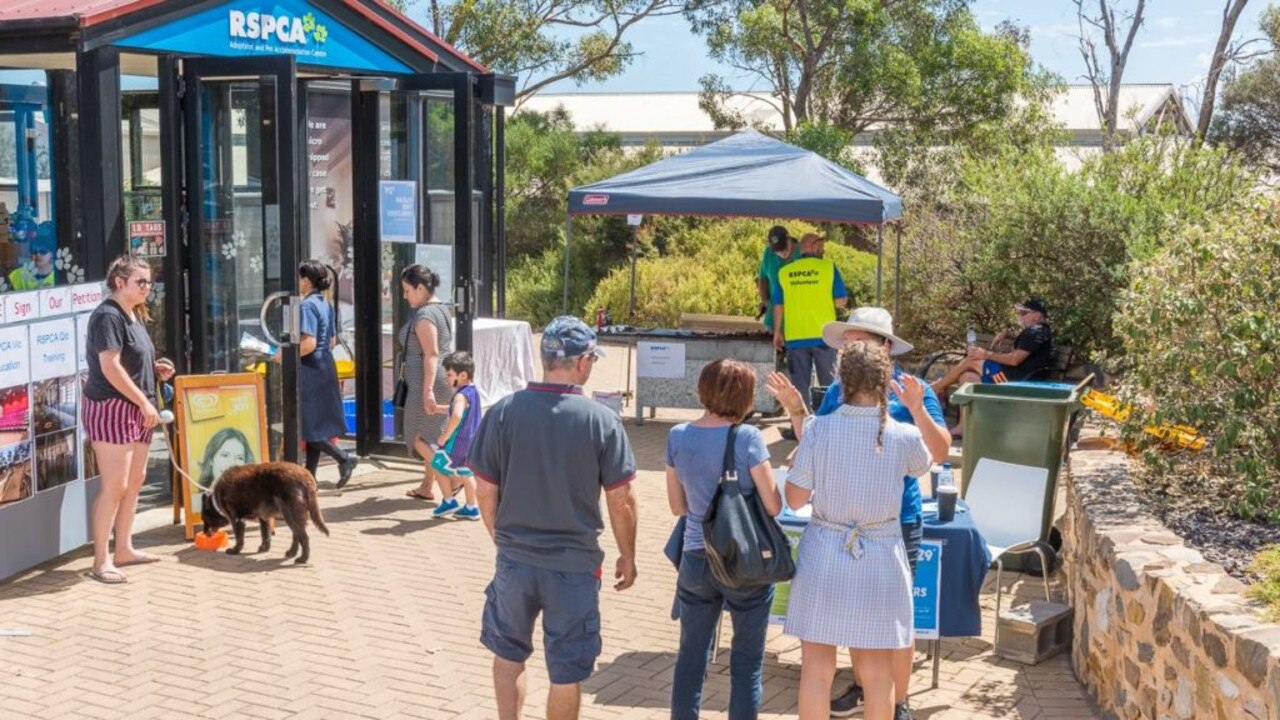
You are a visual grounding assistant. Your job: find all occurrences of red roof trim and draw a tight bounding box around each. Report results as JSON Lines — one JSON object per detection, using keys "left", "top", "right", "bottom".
{"left": 366, "top": 0, "right": 487, "bottom": 73}
{"left": 63, "top": 0, "right": 496, "bottom": 69}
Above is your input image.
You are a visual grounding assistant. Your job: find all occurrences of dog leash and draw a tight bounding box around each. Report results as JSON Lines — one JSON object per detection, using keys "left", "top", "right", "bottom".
{"left": 155, "top": 410, "right": 216, "bottom": 494}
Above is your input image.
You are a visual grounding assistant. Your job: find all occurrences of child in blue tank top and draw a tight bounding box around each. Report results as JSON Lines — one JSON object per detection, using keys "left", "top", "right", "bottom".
{"left": 430, "top": 351, "right": 483, "bottom": 520}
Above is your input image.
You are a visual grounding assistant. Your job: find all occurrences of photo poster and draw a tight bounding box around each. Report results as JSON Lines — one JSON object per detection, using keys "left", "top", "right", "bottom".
{"left": 28, "top": 318, "right": 78, "bottom": 492}
{"left": 173, "top": 373, "right": 268, "bottom": 540}
{"left": 0, "top": 324, "right": 32, "bottom": 506}
{"left": 913, "top": 539, "right": 943, "bottom": 640}
{"left": 127, "top": 220, "right": 166, "bottom": 258}
{"left": 379, "top": 180, "right": 418, "bottom": 244}
{"left": 768, "top": 519, "right": 807, "bottom": 624}
{"left": 305, "top": 89, "right": 355, "bottom": 316}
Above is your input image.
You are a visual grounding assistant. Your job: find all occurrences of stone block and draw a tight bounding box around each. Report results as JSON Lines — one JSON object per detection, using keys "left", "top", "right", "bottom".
{"left": 996, "top": 600, "right": 1074, "bottom": 666}
{"left": 1204, "top": 630, "right": 1230, "bottom": 669}
{"left": 1235, "top": 626, "right": 1280, "bottom": 688}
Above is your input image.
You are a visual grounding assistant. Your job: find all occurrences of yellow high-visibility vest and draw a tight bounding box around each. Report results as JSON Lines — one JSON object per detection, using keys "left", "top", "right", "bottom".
{"left": 776, "top": 256, "right": 837, "bottom": 342}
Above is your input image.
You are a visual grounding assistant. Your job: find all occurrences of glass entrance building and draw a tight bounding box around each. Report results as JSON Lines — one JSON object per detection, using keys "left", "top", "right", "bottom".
{"left": 0, "top": 0, "right": 513, "bottom": 579}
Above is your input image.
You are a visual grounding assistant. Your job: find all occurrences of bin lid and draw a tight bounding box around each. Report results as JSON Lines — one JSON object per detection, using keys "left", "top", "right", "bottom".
{"left": 950, "top": 381, "right": 1082, "bottom": 406}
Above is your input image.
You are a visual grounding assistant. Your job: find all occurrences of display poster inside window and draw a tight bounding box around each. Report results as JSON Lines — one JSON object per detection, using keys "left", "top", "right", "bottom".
{"left": 305, "top": 90, "right": 354, "bottom": 346}
{"left": 380, "top": 181, "right": 418, "bottom": 244}
{"left": 127, "top": 220, "right": 166, "bottom": 258}
{"left": 414, "top": 244, "right": 454, "bottom": 307}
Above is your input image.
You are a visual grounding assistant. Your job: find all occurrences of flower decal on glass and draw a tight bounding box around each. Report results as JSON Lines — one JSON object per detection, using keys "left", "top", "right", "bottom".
{"left": 313, "top": 24, "right": 329, "bottom": 44}
{"left": 221, "top": 230, "right": 248, "bottom": 260}
{"left": 54, "top": 247, "right": 85, "bottom": 282}
{"left": 248, "top": 255, "right": 263, "bottom": 273}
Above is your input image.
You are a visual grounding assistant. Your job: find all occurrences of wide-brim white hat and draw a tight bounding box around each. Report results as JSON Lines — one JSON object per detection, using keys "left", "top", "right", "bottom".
{"left": 822, "top": 307, "right": 913, "bottom": 356}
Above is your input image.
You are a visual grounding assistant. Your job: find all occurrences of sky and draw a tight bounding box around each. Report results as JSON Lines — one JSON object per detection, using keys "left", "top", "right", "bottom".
{"left": 456, "top": 0, "right": 1274, "bottom": 95}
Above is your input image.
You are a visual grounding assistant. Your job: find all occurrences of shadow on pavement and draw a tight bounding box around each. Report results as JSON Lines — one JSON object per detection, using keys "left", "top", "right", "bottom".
{"left": 586, "top": 649, "right": 799, "bottom": 714}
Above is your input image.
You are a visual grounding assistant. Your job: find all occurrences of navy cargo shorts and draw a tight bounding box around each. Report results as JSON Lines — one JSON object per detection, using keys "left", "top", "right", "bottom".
{"left": 480, "top": 553, "right": 603, "bottom": 685}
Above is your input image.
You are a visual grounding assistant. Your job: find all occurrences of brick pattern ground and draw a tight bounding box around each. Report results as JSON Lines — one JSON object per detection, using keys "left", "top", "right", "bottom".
{"left": 0, "top": 345, "right": 1099, "bottom": 719}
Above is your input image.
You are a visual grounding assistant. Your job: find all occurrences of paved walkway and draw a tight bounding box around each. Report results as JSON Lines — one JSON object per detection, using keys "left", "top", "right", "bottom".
{"left": 0, "top": 349, "right": 1099, "bottom": 719}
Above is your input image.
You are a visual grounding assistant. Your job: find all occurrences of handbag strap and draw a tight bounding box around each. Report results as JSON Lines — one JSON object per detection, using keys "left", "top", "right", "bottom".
{"left": 398, "top": 312, "right": 420, "bottom": 374}
{"left": 721, "top": 424, "right": 739, "bottom": 482}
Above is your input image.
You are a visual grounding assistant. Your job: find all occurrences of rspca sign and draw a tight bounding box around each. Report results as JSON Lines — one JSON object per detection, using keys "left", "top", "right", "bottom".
{"left": 117, "top": 0, "right": 412, "bottom": 74}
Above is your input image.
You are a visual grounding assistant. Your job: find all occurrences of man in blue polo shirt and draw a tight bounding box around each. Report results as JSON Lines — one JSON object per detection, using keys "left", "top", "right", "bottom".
{"left": 769, "top": 307, "right": 949, "bottom": 720}
{"left": 470, "top": 315, "right": 639, "bottom": 720}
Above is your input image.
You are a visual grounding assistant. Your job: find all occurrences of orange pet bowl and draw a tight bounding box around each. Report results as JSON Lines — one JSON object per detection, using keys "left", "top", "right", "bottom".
{"left": 194, "top": 530, "right": 228, "bottom": 551}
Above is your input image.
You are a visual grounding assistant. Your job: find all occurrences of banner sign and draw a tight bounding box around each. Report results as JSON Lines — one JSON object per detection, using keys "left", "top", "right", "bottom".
{"left": 913, "top": 539, "right": 943, "bottom": 640}
{"left": 115, "top": 0, "right": 413, "bottom": 73}
{"left": 637, "top": 342, "right": 686, "bottom": 379}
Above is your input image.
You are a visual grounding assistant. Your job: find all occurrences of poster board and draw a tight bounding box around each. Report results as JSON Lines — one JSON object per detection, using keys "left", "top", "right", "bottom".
{"left": 913, "top": 539, "right": 943, "bottom": 640}
{"left": 173, "top": 373, "right": 269, "bottom": 540}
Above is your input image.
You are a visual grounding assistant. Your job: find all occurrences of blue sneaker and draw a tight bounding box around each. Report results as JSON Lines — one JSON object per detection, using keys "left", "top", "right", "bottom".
{"left": 432, "top": 498, "right": 461, "bottom": 518}
{"left": 456, "top": 505, "right": 481, "bottom": 521}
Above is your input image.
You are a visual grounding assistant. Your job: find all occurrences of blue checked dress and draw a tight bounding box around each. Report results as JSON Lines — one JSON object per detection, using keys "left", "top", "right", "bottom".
{"left": 782, "top": 405, "right": 933, "bottom": 649}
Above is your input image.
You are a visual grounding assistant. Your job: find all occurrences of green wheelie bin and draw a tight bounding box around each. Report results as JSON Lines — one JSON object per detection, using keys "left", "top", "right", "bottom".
{"left": 950, "top": 381, "right": 1084, "bottom": 570}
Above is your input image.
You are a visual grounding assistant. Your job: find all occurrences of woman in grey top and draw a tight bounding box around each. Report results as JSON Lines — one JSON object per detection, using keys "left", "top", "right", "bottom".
{"left": 398, "top": 264, "right": 454, "bottom": 501}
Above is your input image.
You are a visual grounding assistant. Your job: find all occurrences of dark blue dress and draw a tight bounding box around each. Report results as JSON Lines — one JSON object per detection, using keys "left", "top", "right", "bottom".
{"left": 299, "top": 292, "right": 347, "bottom": 442}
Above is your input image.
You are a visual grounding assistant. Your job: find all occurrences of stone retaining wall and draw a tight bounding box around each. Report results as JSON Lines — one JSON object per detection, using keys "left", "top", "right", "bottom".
{"left": 1063, "top": 450, "right": 1280, "bottom": 720}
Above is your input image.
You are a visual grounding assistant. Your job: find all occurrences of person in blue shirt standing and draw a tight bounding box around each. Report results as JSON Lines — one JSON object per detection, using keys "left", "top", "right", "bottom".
{"left": 766, "top": 307, "right": 950, "bottom": 720}
{"left": 771, "top": 233, "right": 849, "bottom": 413}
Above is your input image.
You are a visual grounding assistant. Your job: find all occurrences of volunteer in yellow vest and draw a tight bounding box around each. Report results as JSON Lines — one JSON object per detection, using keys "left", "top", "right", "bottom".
{"left": 8, "top": 225, "right": 58, "bottom": 291}
{"left": 771, "top": 233, "right": 849, "bottom": 410}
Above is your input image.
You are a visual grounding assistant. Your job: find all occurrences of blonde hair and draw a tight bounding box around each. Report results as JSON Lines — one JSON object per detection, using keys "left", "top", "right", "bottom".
{"left": 105, "top": 254, "right": 152, "bottom": 322}
{"left": 839, "top": 340, "right": 891, "bottom": 451}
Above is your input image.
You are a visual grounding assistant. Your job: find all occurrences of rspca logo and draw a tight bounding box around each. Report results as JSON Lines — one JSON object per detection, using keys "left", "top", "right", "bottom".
{"left": 229, "top": 10, "right": 329, "bottom": 47}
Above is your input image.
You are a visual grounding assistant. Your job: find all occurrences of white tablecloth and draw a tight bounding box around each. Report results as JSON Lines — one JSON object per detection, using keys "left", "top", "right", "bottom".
{"left": 473, "top": 318, "right": 537, "bottom": 408}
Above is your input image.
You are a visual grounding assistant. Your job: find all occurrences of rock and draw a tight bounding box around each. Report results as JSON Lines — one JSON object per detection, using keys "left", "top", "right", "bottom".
{"left": 1212, "top": 614, "right": 1261, "bottom": 633}
{"left": 1172, "top": 635, "right": 1190, "bottom": 668}
{"left": 1126, "top": 600, "right": 1146, "bottom": 624}
{"left": 1244, "top": 696, "right": 1266, "bottom": 719}
{"left": 1195, "top": 660, "right": 1213, "bottom": 712}
{"left": 1097, "top": 586, "right": 1113, "bottom": 633}
{"left": 1187, "top": 562, "right": 1226, "bottom": 575}
{"left": 1213, "top": 575, "right": 1247, "bottom": 595}
{"left": 1234, "top": 626, "right": 1280, "bottom": 688}
{"left": 1203, "top": 631, "right": 1229, "bottom": 669}
{"left": 1125, "top": 657, "right": 1141, "bottom": 687}
{"left": 1184, "top": 604, "right": 1203, "bottom": 646}
{"left": 1138, "top": 642, "right": 1155, "bottom": 663}
{"left": 1115, "top": 556, "right": 1143, "bottom": 591}
{"left": 1174, "top": 678, "right": 1194, "bottom": 719}
{"left": 1142, "top": 532, "right": 1183, "bottom": 546}
{"left": 1216, "top": 673, "right": 1240, "bottom": 700}
{"left": 1155, "top": 584, "right": 1174, "bottom": 645}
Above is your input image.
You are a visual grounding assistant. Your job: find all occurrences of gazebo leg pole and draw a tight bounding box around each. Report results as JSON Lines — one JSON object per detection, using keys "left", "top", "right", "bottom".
{"left": 562, "top": 214, "right": 573, "bottom": 314}
{"left": 876, "top": 226, "right": 884, "bottom": 305}
{"left": 628, "top": 225, "right": 638, "bottom": 321}
{"left": 894, "top": 224, "right": 902, "bottom": 320}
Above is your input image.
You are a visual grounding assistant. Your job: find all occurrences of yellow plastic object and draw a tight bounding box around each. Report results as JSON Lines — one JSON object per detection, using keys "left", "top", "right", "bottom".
{"left": 1081, "top": 389, "right": 1207, "bottom": 452}
{"left": 336, "top": 359, "right": 355, "bottom": 380}
{"left": 246, "top": 359, "right": 353, "bottom": 380}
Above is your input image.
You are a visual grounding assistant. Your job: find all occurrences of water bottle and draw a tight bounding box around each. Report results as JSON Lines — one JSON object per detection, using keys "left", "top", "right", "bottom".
{"left": 966, "top": 326, "right": 977, "bottom": 347}
{"left": 936, "top": 462, "right": 958, "bottom": 522}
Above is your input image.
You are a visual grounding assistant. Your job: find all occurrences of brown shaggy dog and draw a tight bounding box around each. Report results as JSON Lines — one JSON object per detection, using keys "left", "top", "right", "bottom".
{"left": 201, "top": 462, "right": 329, "bottom": 564}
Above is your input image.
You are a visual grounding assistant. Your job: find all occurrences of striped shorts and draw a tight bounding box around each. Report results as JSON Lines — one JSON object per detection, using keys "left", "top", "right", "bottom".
{"left": 83, "top": 397, "right": 154, "bottom": 445}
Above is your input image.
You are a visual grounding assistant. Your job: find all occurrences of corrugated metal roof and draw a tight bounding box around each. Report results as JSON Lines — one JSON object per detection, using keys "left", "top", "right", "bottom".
{"left": 0, "top": 0, "right": 163, "bottom": 26}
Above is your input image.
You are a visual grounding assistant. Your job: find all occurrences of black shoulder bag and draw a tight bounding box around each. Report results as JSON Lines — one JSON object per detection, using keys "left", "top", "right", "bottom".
{"left": 701, "top": 425, "right": 796, "bottom": 589}
{"left": 392, "top": 314, "right": 419, "bottom": 408}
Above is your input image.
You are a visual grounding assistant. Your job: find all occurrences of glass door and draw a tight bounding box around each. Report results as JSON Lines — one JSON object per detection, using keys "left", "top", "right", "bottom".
{"left": 351, "top": 75, "right": 473, "bottom": 457}
{"left": 183, "top": 56, "right": 301, "bottom": 463}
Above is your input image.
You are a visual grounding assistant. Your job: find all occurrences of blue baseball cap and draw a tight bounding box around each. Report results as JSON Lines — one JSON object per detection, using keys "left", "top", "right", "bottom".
{"left": 29, "top": 225, "right": 55, "bottom": 254}
{"left": 541, "top": 316, "right": 606, "bottom": 360}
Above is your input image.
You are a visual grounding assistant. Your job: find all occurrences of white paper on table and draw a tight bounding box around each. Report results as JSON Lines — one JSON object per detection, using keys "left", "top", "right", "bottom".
{"left": 637, "top": 341, "right": 685, "bottom": 378}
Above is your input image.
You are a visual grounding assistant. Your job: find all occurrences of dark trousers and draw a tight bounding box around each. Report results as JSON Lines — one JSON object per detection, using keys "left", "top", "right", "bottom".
{"left": 787, "top": 345, "right": 838, "bottom": 410}
{"left": 671, "top": 550, "right": 773, "bottom": 720}
{"left": 304, "top": 439, "right": 347, "bottom": 476}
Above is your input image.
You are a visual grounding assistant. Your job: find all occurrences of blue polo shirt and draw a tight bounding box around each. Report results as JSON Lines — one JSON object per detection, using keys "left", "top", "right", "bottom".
{"left": 817, "top": 366, "right": 944, "bottom": 524}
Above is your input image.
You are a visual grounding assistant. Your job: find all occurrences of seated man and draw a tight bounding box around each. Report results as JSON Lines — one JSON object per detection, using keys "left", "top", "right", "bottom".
{"left": 931, "top": 297, "right": 1055, "bottom": 412}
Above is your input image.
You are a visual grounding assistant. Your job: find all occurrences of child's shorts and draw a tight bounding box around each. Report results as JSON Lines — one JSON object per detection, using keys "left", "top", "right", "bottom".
{"left": 431, "top": 448, "right": 473, "bottom": 477}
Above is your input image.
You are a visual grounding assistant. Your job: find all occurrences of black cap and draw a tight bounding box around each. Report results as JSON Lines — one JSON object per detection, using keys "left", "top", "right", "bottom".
{"left": 1016, "top": 297, "right": 1048, "bottom": 316}
{"left": 768, "top": 225, "right": 791, "bottom": 252}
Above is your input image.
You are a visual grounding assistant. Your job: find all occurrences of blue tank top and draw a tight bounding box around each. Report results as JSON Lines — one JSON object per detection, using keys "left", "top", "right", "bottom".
{"left": 445, "top": 384, "right": 482, "bottom": 464}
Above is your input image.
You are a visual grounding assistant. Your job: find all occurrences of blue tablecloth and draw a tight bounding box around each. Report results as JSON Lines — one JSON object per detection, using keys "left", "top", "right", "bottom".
{"left": 921, "top": 498, "right": 991, "bottom": 637}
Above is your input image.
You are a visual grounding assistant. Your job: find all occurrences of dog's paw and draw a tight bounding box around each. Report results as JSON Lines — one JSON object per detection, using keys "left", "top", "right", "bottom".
{"left": 225, "top": 547, "right": 241, "bottom": 555}
{"left": 284, "top": 549, "right": 298, "bottom": 559}
{"left": 257, "top": 545, "right": 270, "bottom": 554}
{"left": 293, "top": 557, "right": 308, "bottom": 565}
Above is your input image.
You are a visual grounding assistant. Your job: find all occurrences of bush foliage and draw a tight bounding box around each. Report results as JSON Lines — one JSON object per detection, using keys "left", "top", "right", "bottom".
{"left": 585, "top": 219, "right": 877, "bottom": 328}
{"left": 1115, "top": 199, "right": 1280, "bottom": 521}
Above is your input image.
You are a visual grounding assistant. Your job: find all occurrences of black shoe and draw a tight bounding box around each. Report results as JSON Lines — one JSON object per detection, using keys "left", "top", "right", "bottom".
{"left": 830, "top": 683, "right": 862, "bottom": 717}
{"left": 780, "top": 426, "right": 797, "bottom": 442}
{"left": 894, "top": 701, "right": 914, "bottom": 720}
{"left": 335, "top": 455, "right": 358, "bottom": 489}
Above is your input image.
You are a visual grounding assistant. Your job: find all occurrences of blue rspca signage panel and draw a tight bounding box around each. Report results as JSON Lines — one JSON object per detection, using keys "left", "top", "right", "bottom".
{"left": 115, "top": 0, "right": 413, "bottom": 73}
{"left": 913, "top": 539, "right": 942, "bottom": 640}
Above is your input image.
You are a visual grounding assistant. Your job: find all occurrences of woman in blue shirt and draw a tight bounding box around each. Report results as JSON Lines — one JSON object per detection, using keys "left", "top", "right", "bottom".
{"left": 666, "top": 358, "right": 783, "bottom": 719}
{"left": 296, "top": 261, "right": 357, "bottom": 487}
{"left": 767, "top": 307, "right": 949, "bottom": 720}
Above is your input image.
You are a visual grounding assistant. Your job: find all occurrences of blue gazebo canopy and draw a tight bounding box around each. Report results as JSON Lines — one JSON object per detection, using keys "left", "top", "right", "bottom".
{"left": 567, "top": 129, "right": 902, "bottom": 224}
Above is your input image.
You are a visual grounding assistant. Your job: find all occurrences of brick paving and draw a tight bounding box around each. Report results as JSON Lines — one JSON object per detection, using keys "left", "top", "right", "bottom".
{"left": 0, "top": 346, "right": 1100, "bottom": 719}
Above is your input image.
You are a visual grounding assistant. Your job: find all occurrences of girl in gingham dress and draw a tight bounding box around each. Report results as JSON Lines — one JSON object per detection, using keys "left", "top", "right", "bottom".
{"left": 783, "top": 341, "right": 932, "bottom": 720}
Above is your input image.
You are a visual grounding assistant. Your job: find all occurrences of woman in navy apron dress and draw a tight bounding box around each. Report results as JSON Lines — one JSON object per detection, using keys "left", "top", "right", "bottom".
{"left": 297, "top": 261, "right": 358, "bottom": 487}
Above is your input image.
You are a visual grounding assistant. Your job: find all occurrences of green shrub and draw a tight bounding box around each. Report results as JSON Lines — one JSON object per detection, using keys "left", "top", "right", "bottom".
{"left": 584, "top": 218, "right": 877, "bottom": 327}
{"left": 1115, "top": 198, "right": 1280, "bottom": 520}
{"left": 1248, "top": 545, "right": 1280, "bottom": 617}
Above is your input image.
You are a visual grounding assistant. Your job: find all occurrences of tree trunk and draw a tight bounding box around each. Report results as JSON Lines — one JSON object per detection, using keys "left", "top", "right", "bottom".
{"left": 1198, "top": 0, "right": 1252, "bottom": 140}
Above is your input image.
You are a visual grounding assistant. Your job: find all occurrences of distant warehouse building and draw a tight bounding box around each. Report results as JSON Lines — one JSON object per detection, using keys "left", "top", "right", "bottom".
{"left": 520, "top": 84, "right": 1193, "bottom": 172}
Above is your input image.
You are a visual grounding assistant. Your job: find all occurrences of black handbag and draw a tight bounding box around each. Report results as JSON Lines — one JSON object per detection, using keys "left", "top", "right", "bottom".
{"left": 393, "top": 314, "right": 418, "bottom": 409}
{"left": 701, "top": 425, "right": 795, "bottom": 590}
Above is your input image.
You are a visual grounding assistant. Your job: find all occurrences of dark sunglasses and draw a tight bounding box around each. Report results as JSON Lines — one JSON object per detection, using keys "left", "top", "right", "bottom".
{"left": 31, "top": 247, "right": 52, "bottom": 256}
{"left": 134, "top": 278, "right": 154, "bottom": 288}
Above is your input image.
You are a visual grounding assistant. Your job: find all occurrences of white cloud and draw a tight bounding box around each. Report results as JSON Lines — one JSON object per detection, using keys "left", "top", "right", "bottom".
{"left": 1139, "top": 34, "right": 1215, "bottom": 48}
{"left": 1154, "top": 17, "right": 1180, "bottom": 29}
